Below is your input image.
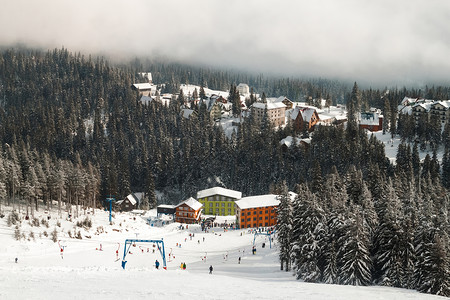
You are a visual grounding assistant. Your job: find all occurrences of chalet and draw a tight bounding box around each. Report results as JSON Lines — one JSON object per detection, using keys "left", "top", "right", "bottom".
{"left": 280, "top": 136, "right": 311, "bottom": 151}
{"left": 272, "top": 96, "right": 294, "bottom": 109}
{"left": 115, "top": 193, "right": 142, "bottom": 212}
{"left": 290, "top": 106, "right": 320, "bottom": 132}
{"left": 430, "top": 101, "right": 450, "bottom": 124}
{"left": 411, "top": 101, "right": 433, "bottom": 122}
{"left": 132, "top": 83, "right": 156, "bottom": 97}
{"left": 175, "top": 197, "right": 203, "bottom": 224}
{"left": 197, "top": 187, "right": 242, "bottom": 216}
{"left": 251, "top": 101, "right": 287, "bottom": 127}
{"left": 235, "top": 194, "right": 280, "bottom": 229}
{"left": 359, "top": 109, "right": 383, "bottom": 132}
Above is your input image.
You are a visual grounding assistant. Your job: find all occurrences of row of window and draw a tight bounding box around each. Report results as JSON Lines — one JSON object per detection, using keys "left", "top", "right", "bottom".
{"left": 207, "top": 208, "right": 232, "bottom": 214}
{"left": 244, "top": 216, "right": 273, "bottom": 221}
{"left": 240, "top": 209, "right": 274, "bottom": 216}
{"left": 205, "top": 202, "right": 234, "bottom": 207}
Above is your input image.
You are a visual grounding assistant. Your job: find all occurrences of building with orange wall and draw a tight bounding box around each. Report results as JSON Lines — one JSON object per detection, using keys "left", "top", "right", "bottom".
{"left": 175, "top": 197, "right": 203, "bottom": 224}
{"left": 235, "top": 194, "right": 280, "bottom": 229}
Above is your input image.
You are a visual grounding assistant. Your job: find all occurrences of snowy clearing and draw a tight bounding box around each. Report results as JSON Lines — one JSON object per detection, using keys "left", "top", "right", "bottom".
{"left": 0, "top": 208, "right": 445, "bottom": 300}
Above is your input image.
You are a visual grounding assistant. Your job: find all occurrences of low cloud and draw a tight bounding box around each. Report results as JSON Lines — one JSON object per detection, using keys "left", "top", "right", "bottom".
{"left": 1, "top": 0, "right": 450, "bottom": 86}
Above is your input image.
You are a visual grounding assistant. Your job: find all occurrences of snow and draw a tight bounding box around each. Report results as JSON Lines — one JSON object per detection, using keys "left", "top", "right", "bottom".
{"left": 252, "top": 102, "right": 286, "bottom": 110}
{"left": 196, "top": 187, "right": 242, "bottom": 200}
{"left": 132, "top": 83, "right": 153, "bottom": 90}
{"left": 0, "top": 207, "right": 445, "bottom": 300}
{"left": 235, "top": 194, "right": 280, "bottom": 210}
{"left": 176, "top": 197, "right": 202, "bottom": 211}
{"left": 367, "top": 131, "right": 445, "bottom": 164}
{"left": 126, "top": 194, "right": 137, "bottom": 206}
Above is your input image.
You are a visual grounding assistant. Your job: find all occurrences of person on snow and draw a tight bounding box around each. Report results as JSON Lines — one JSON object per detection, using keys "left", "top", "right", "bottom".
{"left": 238, "top": 257, "right": 241, "bottom": 264}
{"left": 183, "top": 262, "right": 186, "bottom": 270}
{"left": 209, "top": 265, "right": 213, "bottom": 274}
{"left": 155, "top": 260, "right": 160, "bottom": 269}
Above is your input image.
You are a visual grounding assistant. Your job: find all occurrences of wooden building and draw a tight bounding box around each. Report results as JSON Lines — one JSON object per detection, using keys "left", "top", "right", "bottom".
{"left": 235, "top": 194, "right": 280, "bottom": 229}
{"left": 175, "top": 197, "right": 203, "bottom": 224}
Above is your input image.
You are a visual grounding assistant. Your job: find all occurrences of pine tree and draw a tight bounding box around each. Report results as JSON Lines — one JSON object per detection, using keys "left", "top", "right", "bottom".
{"left": 276, "top": 181, "right": 293, "bottom": 271}
{"left": 337, "top": 210, "right": 372, "bottom": 286}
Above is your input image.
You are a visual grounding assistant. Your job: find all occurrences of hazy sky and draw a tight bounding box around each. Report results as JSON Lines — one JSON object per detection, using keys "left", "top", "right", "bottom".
{"left": 1, "top": 0, "right": 450, "bottom": 85}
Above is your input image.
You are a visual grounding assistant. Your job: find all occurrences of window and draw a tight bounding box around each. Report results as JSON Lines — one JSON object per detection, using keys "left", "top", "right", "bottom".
{"left": 247, "top": 212, "right": 251, "bottom": 215}
{"left": 265, "top": 210, "right": 268, "bottom": 214}
{"left": 228, "top": 203, "right": 231, "bottom": 207}
{"left": 259, "top": 217, "right": 262, "bottom": 220}
{"left": 241, "top": 213, "right": 245, "bottom": 216}
{"left": 253, "top": 217, "right": 256, "bottom": 221}
{"left": 221, "top": 203, "right": 225, "bottom": 207}
{"left": 253, "top": 211, "right": 257, "bottom": 215}
{"left": 259, "top": 211, "right": 262, "bottom": 214}
{"left": 265, "top": 216, "right": 268, "bottom": 220}
{"left": 216, "top": 203, "right": 219, "bottom": 207}
{"left": 247, "top": 218, "right": 251, "bottom": 221}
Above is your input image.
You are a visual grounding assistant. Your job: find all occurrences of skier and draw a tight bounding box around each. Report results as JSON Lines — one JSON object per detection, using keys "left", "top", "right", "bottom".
{"left": 238, "top": 257, "right": 241, "bottom": 264}
{"left": 209, "top": 265, "right": 213, "bottom": 274}
{"left": 183, "top": 262, "right": 186, "bottom": 270}
{"left": 155, "top": 259, "right": 160, "bottom": 269}
{"left": 15, "top": 257, "right": 18, "bottom": 263}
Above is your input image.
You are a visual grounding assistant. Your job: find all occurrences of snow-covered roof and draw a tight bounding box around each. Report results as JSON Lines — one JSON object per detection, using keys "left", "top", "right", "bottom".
{"left": 133, "top": 83, "right": 153, "bottom": 90}
{"left": 280, "top": 136, "right": 310, "bottom": 147}
{"left": 176, "top": 197, "right": 203, "bottom": 211}
{"left": 252, "top": 102, "right": 286, "bottom": 110}
{"left": 235, "top": 194, "right": 280, "bottom": 210}
{"left": 126, "top": 194, "right": 137, "bottom": 205}
{"left": 197, "top": 187, "right": 242, "bottom": 200}
{"left": 181, "top": 108, "right": 195, "bottom": 119}
{"left": 158, "top": 204, "right": 176, "bottom": 209}
{"left": 360, "top": 112, "right": 382, "bottom": 126}
{"left": 432, "top": 101, "right": 450, "bottom": 109}
{"left": 140, "top": 95, "right": 153, "bottom": 105}
{"left": 301, "top": 108, "right": 316, "bottom": 122}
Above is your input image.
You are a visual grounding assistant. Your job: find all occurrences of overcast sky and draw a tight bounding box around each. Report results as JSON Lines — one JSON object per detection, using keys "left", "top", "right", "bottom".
{"left": 1, "top": 0, "right": 450, "bottom": 86}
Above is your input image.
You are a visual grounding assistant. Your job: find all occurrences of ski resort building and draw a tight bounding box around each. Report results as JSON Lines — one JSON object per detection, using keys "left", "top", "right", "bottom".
{"left": 359, "top": 109, "right": 383, "bottom": 132}
{"left": 289, "top": 106, "right": 320, "bottom": 132}
{"left": 175, "top": 197, "right": 203, "bottom": 224}
{"left": 251, "top": 101, "right": 287, "bottom": 127}
{"left": 235, "top": 194, "right": 279, "bottom": 229}
{"left": 197, "top": 187, "right": 242, "bottom": 216}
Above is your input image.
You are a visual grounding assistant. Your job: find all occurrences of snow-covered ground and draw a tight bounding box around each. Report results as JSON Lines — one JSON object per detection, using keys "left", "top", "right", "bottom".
{"left": 367, "top": 130, "right": 445, "bottom": 164}
{"left": 0, "top": 207, "right": 445, "bottom": 300}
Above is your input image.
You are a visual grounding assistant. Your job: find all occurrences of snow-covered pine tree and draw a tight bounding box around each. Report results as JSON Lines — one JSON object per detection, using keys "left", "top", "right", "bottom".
{"left": 337, "top": 209, "right": 372, "bottom": 286}
{"left": 291, "top": 185, "right": 325, "bottom": 282}
{"left": 276, "top": 181, "right": 293, "bottom": 271}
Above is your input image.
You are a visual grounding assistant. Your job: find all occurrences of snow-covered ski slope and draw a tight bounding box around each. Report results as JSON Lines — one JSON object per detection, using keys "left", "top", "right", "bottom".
{"left": 0, "top": 208, "right": 445, "bottom": 300}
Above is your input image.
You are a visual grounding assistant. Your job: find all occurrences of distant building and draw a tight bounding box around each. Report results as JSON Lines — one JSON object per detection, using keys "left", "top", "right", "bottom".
{"left": 251, "top": 101, "right": 287, "bottom": 127}
{"left": 235, "top": 194, "right": 279, "bottom": 229}
{"left": 237, "top": 83, "right": 250, "bottom": 96}
{"left": 359, "top": 109, "right": 383, "bottom": 132}
{"left": 290, "top": 106, "right": 320, "bottom": 132}
{"left": 197, "top": 187, "right": 242, "bottom": 216}
{"left": 115, "top": 193, "right": 143, "bottom": 212}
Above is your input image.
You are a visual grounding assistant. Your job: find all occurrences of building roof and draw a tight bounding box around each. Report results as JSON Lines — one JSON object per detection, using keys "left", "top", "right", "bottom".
{"left": 133, "top": 83, "right": 153, "bottom": 90}
{"left": 176, "top": 197, "right": 203, "bottom": 211}
{"left": 197, "top": 187, "right": 242, "bottom": 199}
{"left": 157, "top": 204, "right": 176, "bottom": 209}
{"left": 235, "top": 194, "right": 280, "bottom": 210}
{"left": 126, "top": 194, "right": 137, "bottom": 205}
{"left": 252, "top": 102, "right": 286, "bottom": 110}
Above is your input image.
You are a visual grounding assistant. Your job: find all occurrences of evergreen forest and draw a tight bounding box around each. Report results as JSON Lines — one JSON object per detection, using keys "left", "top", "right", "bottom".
{"left": 0, "top": 48, "right": 448, "bottom": 296}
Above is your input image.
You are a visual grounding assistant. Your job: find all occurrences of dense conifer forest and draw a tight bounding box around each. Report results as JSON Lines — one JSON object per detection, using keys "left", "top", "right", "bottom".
{"left": 0, "top": 48, "right": 448, "bottom": 296}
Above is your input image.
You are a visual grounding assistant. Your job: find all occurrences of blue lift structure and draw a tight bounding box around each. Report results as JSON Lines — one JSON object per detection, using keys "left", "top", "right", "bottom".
{"left": 121, "top": 239, "right": 167, "bottom": 270}
{"left": 253, "top": 230, "right": 276, "bottom": 249}
{"left": 105, "top": 196, "right": 115, "bottom": 224}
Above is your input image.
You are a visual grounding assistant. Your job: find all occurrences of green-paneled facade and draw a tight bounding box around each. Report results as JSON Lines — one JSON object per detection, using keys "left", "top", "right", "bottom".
{"left": 198, "top": 194, "right": 238, "bottom": 216}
